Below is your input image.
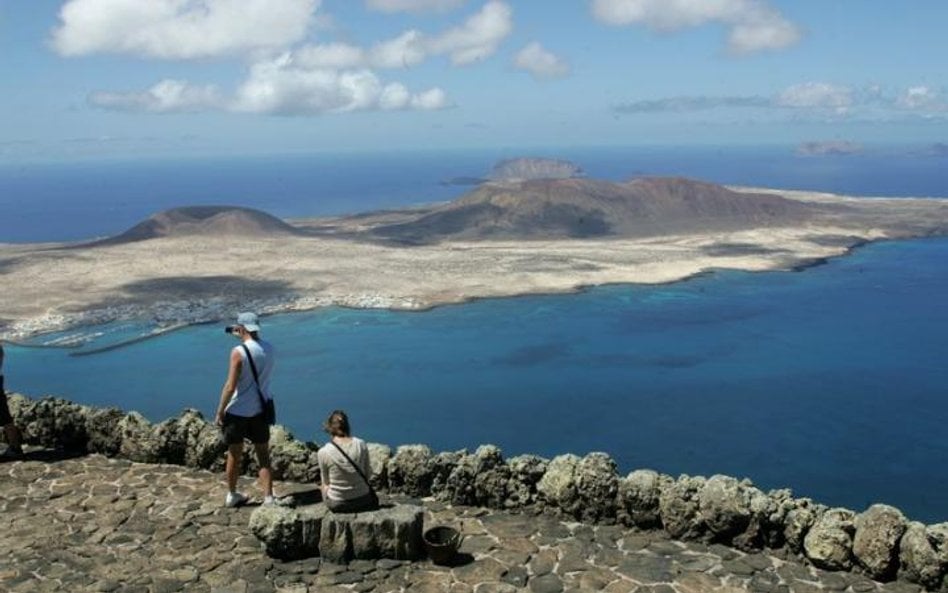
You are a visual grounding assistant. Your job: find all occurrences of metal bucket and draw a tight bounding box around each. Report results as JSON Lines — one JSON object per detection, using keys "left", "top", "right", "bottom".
{"left": 423, "top": 525, "right": 463, "bottom": 565}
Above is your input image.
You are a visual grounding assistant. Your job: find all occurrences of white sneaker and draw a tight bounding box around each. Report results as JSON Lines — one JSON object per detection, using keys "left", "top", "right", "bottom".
{"left": 263, "top": 495, "right": 294, "bottom": 507}
{"left": 225, "top": 491, "right": 248, "bottom": 508}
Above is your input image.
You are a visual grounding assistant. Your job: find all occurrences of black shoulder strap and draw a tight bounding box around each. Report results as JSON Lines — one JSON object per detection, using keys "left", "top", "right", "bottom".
{"left": 329, "top": 440, "right": 375, "bottom": 493}
{"left": 240, "top": 343, "right": 267, "bottom": 411}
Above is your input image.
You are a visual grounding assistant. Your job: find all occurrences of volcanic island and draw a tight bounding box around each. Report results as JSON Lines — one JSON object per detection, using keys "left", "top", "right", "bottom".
{"left": 2, "top": 162, "right": 947, "bottom": 339}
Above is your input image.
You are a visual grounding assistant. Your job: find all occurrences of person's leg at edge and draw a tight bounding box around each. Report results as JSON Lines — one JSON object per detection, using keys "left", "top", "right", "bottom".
{"left": 4, "top": 423, "right": 23, "bottom": 450}
{"left": 226, "top": 443, "right": 244, "bottom": 494}
{"left": 253, "top": 442, "right": 274, "bottom": 499}
{"left": 1, "top": 387, "right": 23, "bottom": 456}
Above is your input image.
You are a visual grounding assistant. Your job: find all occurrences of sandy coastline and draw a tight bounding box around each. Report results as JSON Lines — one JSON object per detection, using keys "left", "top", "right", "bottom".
{"left": 2, "top": 187, "right": 947, "bottom": 341}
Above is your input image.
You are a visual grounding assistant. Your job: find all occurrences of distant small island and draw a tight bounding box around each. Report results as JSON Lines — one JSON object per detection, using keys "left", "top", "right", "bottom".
{"left": 796, "top": 141, "right": 863, "bottom": 156}
{"left": 2, "top": 173, "right": 948, "bottom": 339}
{"left": 489, "top": 157, "right": 584, "bottom": 181}
{"left": 440, "top": 175, "right": 487, "bottom": 187}
{"left": 922, "top": 142, "right": 948, "bottom": 157}
{"left": 441, "top": 157, "right": 584, "bottom": 186}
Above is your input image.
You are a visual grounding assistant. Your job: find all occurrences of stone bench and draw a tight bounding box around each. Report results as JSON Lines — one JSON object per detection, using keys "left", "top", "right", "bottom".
{"left": 249, "top": 503, "right": 424, "bottom": 562}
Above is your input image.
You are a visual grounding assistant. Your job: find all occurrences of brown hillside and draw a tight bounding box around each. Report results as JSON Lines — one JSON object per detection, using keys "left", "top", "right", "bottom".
{"left": 87, "top": 206, "right": 302, "bottom": 246}
{"left": 369, "top": 177, "right": 816, "bottom": 243}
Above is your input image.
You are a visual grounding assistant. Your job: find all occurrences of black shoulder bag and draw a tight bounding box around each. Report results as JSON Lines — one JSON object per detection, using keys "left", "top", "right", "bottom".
{"left": 240, "top": 343, "right": 276, "bottom": 425}
{"left": 329, "top": 440, "right": 380, "bottom": 508}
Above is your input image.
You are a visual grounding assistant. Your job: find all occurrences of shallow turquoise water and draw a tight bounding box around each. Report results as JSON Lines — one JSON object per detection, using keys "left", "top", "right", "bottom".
{"left": 7, "top": 237, "right": 948, "bottom": 522}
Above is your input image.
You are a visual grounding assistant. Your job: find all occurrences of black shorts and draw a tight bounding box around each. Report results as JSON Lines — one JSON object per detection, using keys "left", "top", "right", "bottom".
{"left": 221, "top": 412, "right": 269, "bottom": 445}
{"left": 0, "top": 375, "right": 12, "bottom": 426}
{"left": 326, "top": 491, "right": 379, "bottom": 514}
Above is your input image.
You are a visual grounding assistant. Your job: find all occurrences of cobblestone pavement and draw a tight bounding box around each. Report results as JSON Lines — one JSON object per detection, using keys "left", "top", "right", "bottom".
{"left": 0, "top": 452, "right": 925, "bottom": 593}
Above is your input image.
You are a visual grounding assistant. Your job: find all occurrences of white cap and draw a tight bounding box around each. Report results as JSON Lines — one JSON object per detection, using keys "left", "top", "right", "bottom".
{"left": 236, "top": 312, "right": 260, "bottom": 332}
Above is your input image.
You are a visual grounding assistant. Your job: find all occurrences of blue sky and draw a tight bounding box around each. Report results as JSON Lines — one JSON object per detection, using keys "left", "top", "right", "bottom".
{"left": 1, "top": 0, "right": 947, "bottom": 162}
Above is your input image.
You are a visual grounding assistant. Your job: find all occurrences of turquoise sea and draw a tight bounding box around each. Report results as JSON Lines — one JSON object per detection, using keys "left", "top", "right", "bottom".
{"left": 3, "top": 146, "right": 948, "bottom": 522}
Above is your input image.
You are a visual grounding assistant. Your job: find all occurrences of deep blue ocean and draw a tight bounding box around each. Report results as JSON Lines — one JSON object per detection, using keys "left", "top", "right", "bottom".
{"left": 2, "top": 145, "right": 947, "bottom": 522}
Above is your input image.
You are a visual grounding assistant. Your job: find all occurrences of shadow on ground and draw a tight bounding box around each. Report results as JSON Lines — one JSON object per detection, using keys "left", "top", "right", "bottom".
{"left": 1, "top": 447, "right": 86, "bottom": 464}
{"left": 79, "top": 276, "right": 298, "bottom": 309}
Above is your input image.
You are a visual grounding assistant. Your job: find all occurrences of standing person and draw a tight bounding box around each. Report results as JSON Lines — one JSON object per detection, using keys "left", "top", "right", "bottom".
{"left": 0, "top": 341, "right": 25, "bottom": 460}
{"left": 215, "top": 312, "right": 277, "bottom": 507}
{"left": 317, "top": 410, "right": 379, "bottom": 513}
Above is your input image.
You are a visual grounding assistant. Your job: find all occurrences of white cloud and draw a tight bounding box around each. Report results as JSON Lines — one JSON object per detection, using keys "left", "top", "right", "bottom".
{"left": 379, "top": 84, "right": 412, "bottom": 110}
{"left": 411, "top": 88, "right": 451, "bottom": 110}
{"left": 366, "top": 0, "right": 467, "bottom": 13}
{"left": 233, "top": 56, "right": 450, "bottom": 114}
{"left": 593, "top": 0, "right": 742, "bottom": 29}
{"left": 69, "top": 0, "right": 494, "bottom": 116}
{"left": 295, "top": 43, "right": 367, "bottom": 70}
{"left": 293, "top": 2, "right": 512, "bottom": 71}
{"left": 232, "top": 58, "right": 367, "bottom": 113}
{"left": 90, "top": 79, "right": 223, "bottom": 112}
{"left": 232, "top": 59, "right": 450, "bottom": 114}
{"left": 896, "top": 86, "right": 947, "bottom": 112}
{"left": 614, "top": 82, "right": 948, "bottom": 123}
{"left": 727, "top": 8, "right": 801, "bottom": 54}
{"left": 369, "top": 30, "right": 428, "bottom": 69}
{"left": 590, "top": 0, "right": 801, "bottom": 54}
{"left": 427, "top": 0, "right": 513, "bottom": 65}
{"left": 513, "top": 42, "right": 570, "bottom": 80}
{"left": 52, "top": 0, "right": 320, "bottom": 59}
{"left": 279, "top": 34, "right": 429, "bottom": 71}
{"left": 90, "top": 58, "right": 450, "bottom": 116}
{"left": 776, "top": 82, "right": 853, "bottom": 112}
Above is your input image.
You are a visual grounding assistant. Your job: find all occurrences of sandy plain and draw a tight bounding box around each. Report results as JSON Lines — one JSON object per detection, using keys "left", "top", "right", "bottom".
{"left": 1, "top": 187, "right": 946, "bottom": 340}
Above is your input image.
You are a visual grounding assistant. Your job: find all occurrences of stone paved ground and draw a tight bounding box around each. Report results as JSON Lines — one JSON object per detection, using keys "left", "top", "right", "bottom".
{"left": 0, "top": 452, "right": 926, "bottom": 593}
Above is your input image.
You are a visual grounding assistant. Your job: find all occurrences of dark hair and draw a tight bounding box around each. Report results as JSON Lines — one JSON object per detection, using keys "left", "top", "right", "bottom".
{"left": 324, "top": 410, "right": 351, "bottom": 437}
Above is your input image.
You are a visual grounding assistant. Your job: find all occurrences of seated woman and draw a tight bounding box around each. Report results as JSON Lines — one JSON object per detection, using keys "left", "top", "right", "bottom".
{"left": 317, "top": 410, "right": 379, "bottom": 513}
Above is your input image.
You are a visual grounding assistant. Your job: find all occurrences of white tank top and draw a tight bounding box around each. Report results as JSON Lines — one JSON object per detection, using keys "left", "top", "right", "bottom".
{"left": 225, "top": 338, "right": 275, "bottom": 417}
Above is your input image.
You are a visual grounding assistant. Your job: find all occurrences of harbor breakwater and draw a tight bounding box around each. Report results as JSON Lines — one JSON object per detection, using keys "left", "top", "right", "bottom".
{"left": 5, "top": 393, "right": 947, "bottom": 591}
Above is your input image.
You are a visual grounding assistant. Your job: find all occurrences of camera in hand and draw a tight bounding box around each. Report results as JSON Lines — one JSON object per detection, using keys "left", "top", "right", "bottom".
{"left": 224, "top": 326, "right": 237, "bottom": 334}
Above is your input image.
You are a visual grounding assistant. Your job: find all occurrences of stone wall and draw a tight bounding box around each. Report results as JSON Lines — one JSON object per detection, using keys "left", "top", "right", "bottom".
{"left": 6, "top": 394, "right": 947, "bottom": 591}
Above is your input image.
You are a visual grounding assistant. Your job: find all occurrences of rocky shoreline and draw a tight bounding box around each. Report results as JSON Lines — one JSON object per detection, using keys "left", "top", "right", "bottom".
{"left": 3, "top": 394, "right": 946, "bottom": 592}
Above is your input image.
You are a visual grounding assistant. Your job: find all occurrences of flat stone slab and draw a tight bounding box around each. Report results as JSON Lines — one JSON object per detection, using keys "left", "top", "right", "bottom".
{"left": 0, "top": 451, "right": 914, "bottom": 593}
{"left": 249, "top": 503, "right": 328, "bottom": 560}
{"left": 249, "top": 502, "right": 423, "bottom": 562}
